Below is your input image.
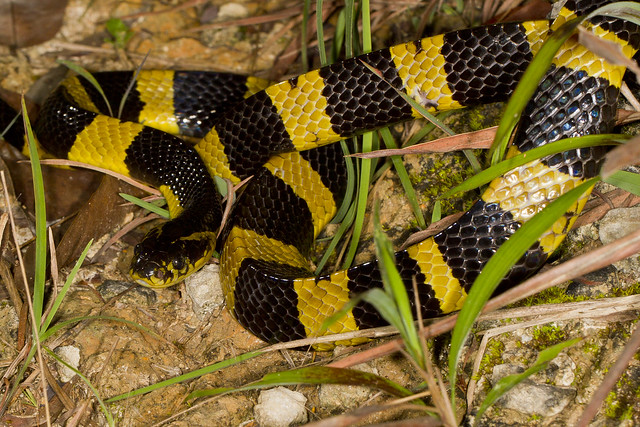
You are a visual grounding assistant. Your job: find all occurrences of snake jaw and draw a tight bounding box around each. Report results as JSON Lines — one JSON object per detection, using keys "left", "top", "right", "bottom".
{"left": 129, "top": 226, "right": 216, "bottom": 288}
{"left": 129, "top": 249, "right": 177, "bottom": 288}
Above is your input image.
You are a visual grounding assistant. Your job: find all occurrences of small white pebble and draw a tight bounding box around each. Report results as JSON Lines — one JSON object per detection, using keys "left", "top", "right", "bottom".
{"left": 218, "top": 3, "right": 249, "bottom": 20}
{"left": 254, "top": 387, "right": 307, "bottom": 427}
{"left": 54, "top": 345, "right": 80, "bottom": 382}
{"left": 184, "top": 264, "right": 224, "bottom": 320}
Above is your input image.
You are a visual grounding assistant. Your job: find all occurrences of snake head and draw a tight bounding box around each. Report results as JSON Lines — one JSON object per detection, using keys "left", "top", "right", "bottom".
{"left": 129, "top": 225, "right": 216, "bottom": 288}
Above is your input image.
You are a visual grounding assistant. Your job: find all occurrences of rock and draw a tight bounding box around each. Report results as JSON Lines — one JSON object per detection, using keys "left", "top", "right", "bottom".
{"left": 598, "top": 207, "right": 640, "bottom": 244}
{"left": 598, "top": 207, "right": 640, "bottom": 274}
{"left": 184, "top": 264, "right": 224, "bottom": 320}
{"left": 0, "top": 303, "right": 18, "bottom": 360}
{"left": 54, "top": 345, "right": 80, "bottom": 382}
{"left": 253, "top": 387, "right": 307, "bottom": 427}
{"left": 218, "top": 3, "right": 249, "bottom": 20}
{"left": 491, "top": 364, "right": 576, "bottom": 416}
{"left": 318, "top": 363, "right": 378, "bottom": 411}
{"left": 547, "top": 354, "right": 576, "bottom": 387}
{"left": 96, "top": 280, "right": 157, "bottom": 306}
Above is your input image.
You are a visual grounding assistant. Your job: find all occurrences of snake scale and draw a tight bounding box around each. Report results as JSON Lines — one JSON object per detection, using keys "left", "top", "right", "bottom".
{"left": 1, "top": 0, "right": 638, "bottom": 348}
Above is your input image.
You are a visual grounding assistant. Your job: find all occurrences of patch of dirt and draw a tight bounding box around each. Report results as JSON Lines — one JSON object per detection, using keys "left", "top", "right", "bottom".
{"left": 0, "top": 0, "right": 639, "bottom": 426}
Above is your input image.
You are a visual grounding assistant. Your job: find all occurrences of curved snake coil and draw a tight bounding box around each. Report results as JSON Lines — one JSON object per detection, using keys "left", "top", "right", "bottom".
{"left": 1, "top": 0, "right": 639, "bottom": 348}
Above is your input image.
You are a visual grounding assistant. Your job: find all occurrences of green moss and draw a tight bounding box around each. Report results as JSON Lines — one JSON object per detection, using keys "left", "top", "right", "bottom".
{"left": 474, "top": 339, "right": 505, "bottom": 381}
{"left": 603, "top": 372, "right": 640, "bottom": 421}
{"left": 605, "top": 380, "right": 631, "bottom": 419}
{"left": 518, "top": 286, "right": 586, "bottom": 307}
{"left": 609, "top": 281, "right": 640, "bottom": 298}
{"left": 465, "top": 108, "right": 488, "bottom": 131}
{"left": 552, "top": 234, "right": 587, "bottom": 259}
{"left": 530, "top": 324, "right": 567, "bottom": 351}
{"left": 411, "top": 154, "right": 476, "bottom": 218}
{"left": 527, "top": 413, "right": 542, "bottom": 423}
{"left": 518, "top": 281, "right": 640, "bottom": 309}
{"left": 581, "top": 339, "right": 601, "bottom": 357}
{"left": 573, "top": 364, "right": 583, "bottom": 386}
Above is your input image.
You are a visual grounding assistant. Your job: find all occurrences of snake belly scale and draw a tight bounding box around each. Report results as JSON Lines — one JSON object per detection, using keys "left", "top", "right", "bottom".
{"left": 1, "top": 0, "right": 638, "bottom": 348}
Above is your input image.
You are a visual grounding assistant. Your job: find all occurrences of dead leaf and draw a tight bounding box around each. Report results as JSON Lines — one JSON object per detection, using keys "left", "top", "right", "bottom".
{"left": 579, "top": 26, "right": 640, "bottom": 82}
{"left": 600, "top": 134, "right": 640, "bottom": 179}
{"left": 55, "top": 175, "right": 146, "bottom": 269}
{"left": 0, "top": 0, "right": 70, "bottom": 47}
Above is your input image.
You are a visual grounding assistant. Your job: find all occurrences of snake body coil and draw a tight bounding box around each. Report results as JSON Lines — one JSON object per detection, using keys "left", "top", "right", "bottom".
{"left": 1, "top": 0, "right": 638, "bottom": 348}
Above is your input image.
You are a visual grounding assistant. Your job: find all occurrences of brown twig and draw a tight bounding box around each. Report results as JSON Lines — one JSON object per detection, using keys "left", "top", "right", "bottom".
{"left": 1, "top": 171, "right": 51, "bottom": 425}
{"left": 329, "top": 227, "right": 640, "bottom": 368}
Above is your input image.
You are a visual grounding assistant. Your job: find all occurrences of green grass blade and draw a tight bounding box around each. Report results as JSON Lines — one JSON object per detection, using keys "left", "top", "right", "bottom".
{"left": 590, "top": 1, "right": 640, "bottom": 26}
{"left": 315, "top": 200, "right": 356, "bottom": 274}
{"left": 106, "top": 349, "right": 264, "bottom": 403}
{"left": 341, "top": 0, "right": 376, "bottom": 266}
{"left": 372, "top": 206, "right": 423, "bottom": 366}
{"left": 443, "top": 134, "right": 622, "bottom": 198}
{"left": 186, "top": 366, "right": 418, "bottom": 402}
{"left": 362, "top": 0, "right": 371, "bottom": 52}
{"left": 119, "top": 192, "right": 169, "bottom": 218}
{"left": 379, "top": 127, "right": 427, "bottom": 229}
{"left": 57, "top": 60, "right": 113, "bottom": 117}
{"left": 604, "top": 170, "right": 640, "bottom": 195}
{"left": 476, "top": 338, "right": 581, "bottom": 420}
{"left": 21, "top": 98, "right": 46, "bottom": 328}
{"left": 118, "top": 56, "right": 149, "bottom": 120}
{"left": 39, "top": 315, "right": 162, "bottom": 342}
{"left": 315, "top": 0, "right": 327, "bottom": 65}
{"left": 1, "top": 109, "right": 21, "bottom": 139}
{"left": 332, "top": 140, "right": 356, "bottom": 224}
{"left": 344, "top": 0, "right": 355, "bottom": 58}
{"left": 40, "top": 239, "right": 93, "bottom": 334}
{"left": 342, "top": 132, "right": 373, "bottom": 268}
{"left": 338, "top": 0, "right": 373, "bottom": 269}
{"left": 431, "top": 200, "right": 442, "bottom": 223}
{"left": 330, "top": 8, "right": 346, "bottom": 63}
{"left": 301, "top": 0, "right": 310, "bottom": 73}
{"left": 448, "top": 177, "right": 598, "bottom": 408}
{"left": 361, "top": 288, "right": 404, "bottom": 331}
{"left": 489, "top": 18, "right": 582, "bottom": 165}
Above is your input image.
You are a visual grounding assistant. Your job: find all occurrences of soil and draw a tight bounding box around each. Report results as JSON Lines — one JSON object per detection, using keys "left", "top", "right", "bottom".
{"left": 0, "top": 0, "right": 639, "bottom": 426}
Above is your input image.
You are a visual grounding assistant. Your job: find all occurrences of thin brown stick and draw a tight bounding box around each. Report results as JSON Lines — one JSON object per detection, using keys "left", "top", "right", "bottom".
{"left": 185, "top": 5, "right": 304, "bottom": 33}
{"left": 485, "top": 227, "right": 640, "bottom": 311}
{"left": 40, "top": 228, "right": 59, "bottom": 330}
{"left": 89, "top": 213, "right": 160, "bottom": 264}
{"left": 0, "top": 249, "right": 22, "bottom": 316}
{"left": 118, "top": 0, "right": 206, "bottom": 20}
{"left": 329, "top": 227, "right": 640, "bottom": 368}
{"left": 349, "top": 127, "right": 497, "bottom": 159}
{"left": 42, "top": 362, "right": 74, "bottom": 411}
{"left": 65, "top": 398, "right": 92, "bottom": 427}
{"left": 1, "top": 171, "right": 51, "bottom": 425}
{"left": 37, "top": 159, "right": 159, "bottom": 195}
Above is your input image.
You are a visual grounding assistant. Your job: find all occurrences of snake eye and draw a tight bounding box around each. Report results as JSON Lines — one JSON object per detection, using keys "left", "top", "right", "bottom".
{"left": 172, "top": 258, "right": 185, "bottom": 271}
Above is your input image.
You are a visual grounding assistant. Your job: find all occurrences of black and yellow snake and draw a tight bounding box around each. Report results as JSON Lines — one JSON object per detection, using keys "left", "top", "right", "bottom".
{"left": 1, "top": 0, "right": 638, "bottom": 348}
